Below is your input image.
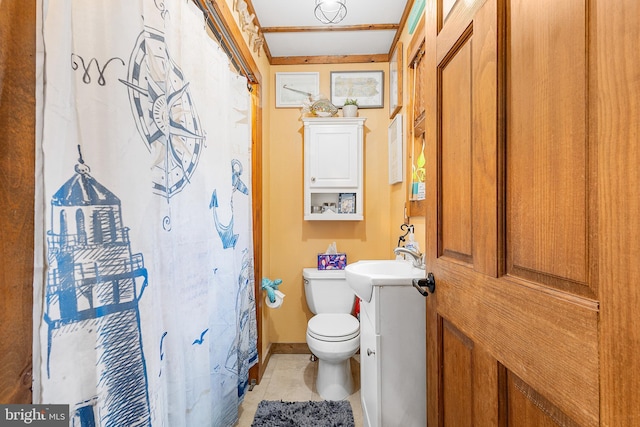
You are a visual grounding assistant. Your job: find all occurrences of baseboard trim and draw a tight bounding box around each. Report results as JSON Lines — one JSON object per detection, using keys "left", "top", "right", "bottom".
{"left": 270, "top": 342, "right": 311, "bottom": 354}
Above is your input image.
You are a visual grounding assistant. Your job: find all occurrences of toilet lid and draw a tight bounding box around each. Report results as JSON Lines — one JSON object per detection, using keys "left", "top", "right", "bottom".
{"left": 308, "top": 314, "right": 359, "bottom": 342}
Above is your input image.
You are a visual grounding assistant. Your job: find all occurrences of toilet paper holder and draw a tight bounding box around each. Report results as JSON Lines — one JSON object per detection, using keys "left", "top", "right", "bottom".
{"left": 262, "top": 277, "right": 285, "bottom": 308}
{"left": 266, "top": 290, "right": 286, "bottom": 309}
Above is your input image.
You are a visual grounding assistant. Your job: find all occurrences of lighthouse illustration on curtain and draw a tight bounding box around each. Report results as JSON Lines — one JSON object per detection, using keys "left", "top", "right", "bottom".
{"left": 44, "top": 151, "right": 152, "bottom": 427}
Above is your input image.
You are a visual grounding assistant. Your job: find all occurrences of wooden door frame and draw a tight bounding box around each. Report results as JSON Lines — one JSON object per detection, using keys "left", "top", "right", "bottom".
{"left": 595, "top": 1, "right": 640, "bottom": 423}
{"left": 249, "top": 81, "right": 264, "bottom": 383}
{"left": 0, "top": 0, "right": 37, "bottom": 404}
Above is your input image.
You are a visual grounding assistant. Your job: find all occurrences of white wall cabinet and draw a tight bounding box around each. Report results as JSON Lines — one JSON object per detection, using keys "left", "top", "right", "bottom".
{"left": 302, "top": 117, "right": 366, "bottom": 220}
{"left": 359, "top": 284, "right": 426, "bottom": 427}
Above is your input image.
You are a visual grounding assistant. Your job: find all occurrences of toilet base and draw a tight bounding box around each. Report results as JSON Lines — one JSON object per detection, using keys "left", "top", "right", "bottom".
{"left": 306, "top": 327, "right": 359, "bottom": 401}
{"left": 316, "top": 357, "right": 354, "bottom": 401}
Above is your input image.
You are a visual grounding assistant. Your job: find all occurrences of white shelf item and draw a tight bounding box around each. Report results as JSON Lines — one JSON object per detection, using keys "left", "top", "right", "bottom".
{"left": 302, "top": 117, "right": 366, "bottom": 221}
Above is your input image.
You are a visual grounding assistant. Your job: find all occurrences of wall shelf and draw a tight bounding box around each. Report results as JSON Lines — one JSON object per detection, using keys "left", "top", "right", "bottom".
{"left": 302, "top": 117, "right": 366, "bottom": 221}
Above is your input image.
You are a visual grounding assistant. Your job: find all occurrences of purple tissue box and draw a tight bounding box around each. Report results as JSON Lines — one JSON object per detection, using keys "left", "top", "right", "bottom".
{"left": 317, "top": 253, "right": 347, "bottom": 270}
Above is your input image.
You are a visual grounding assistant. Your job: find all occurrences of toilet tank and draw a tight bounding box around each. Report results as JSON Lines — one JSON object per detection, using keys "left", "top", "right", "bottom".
{"left": 303, "top": 268, "right": 355, "bottom": 314}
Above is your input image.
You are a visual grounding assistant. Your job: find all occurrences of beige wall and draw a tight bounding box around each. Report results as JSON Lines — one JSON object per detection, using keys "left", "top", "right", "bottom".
{"left": 226, "top": 0, "right": 427, "bottom": 354}
{"left": 266, "top": 62, "right": 395, "bottom": 344}
{"left": 390, "top": 26, "right": 427, "bottom": 266}
{"left": 265, "top": 45, "right": 428, "bottom": 344}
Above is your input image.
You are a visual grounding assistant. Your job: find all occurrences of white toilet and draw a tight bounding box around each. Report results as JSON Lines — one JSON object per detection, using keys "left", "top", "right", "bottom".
{"left": 303, "top": 268, "right": 360, "bottom": 401}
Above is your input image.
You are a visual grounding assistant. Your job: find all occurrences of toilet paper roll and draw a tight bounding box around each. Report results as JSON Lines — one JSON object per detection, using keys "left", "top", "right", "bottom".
{"left": 266, "top": 290, "right": 285, "bottom": 309}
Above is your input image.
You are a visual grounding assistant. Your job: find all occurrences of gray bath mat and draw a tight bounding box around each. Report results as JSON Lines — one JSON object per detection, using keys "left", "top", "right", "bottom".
{"left": 251, "top": 400, "right": 355, "bottom": 426}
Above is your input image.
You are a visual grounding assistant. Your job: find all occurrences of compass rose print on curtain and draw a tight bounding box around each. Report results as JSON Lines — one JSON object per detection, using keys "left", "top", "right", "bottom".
{"left": 120, "top": 27, "right": 206, "bottom": 201}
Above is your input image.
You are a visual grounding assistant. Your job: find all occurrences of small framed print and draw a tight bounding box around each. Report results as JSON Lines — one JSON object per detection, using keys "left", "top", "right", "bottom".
{"left": 330, "top": 71, "right": 384, "bottom": 108}
{"left": 388, "top": 114, "right": 403, "bottom": 184}
{"left": 389, "top": 42, "right": 403, "bottom": 119}
{"left": 275, "top": 72, "right": 319, "bottom": 108}
{"left": 338, "top": 193, "right": 356, "bottom": 214}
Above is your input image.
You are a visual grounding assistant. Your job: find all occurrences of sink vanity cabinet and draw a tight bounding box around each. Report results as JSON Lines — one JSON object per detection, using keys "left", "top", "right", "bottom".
{"left": 302, "top": 117, "right": 366, "bottom": 220}
{"left": 359, "top": 284, "right": 426, "bottom": 427}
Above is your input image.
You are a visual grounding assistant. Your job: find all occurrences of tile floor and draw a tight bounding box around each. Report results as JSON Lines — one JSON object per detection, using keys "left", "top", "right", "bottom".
{"left": 234, "top": 353, "right": 363, "bottom": 426}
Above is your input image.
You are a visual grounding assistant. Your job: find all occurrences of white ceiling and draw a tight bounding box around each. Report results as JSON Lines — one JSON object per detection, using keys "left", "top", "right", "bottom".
{"left": 249, "top": 0, "right": 411, "bottom": 59}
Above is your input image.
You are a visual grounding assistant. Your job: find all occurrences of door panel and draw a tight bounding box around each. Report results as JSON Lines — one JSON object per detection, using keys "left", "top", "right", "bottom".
{"left": 427, "top": 0, "right": 599, "bottom": 426}
{"left": 441, "top": 320, "right": 473, "bottom": 426}
{"left": 439, "top": 32, "right": 473, "bottom": 263}
{"left": 434, "top": 267, "right": 598, "bottom": 426}
{"left": 440, "top": 313, "right": 595, "bottom": 427}
{"left": 506, "top": 373, "right": 582, "bottom": 427}
{"left": 506, "top": 0, "right": 595, "bottom": 298}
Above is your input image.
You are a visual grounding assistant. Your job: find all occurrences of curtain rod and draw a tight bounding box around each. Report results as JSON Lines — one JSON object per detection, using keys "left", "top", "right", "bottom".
{"left": 192, "top": 0, "right": 258, "bottom": 84}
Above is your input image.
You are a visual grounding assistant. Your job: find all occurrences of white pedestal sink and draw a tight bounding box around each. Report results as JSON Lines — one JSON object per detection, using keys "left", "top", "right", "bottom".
{"left": 344, "top": 259, "right": 425, "bottom": 302}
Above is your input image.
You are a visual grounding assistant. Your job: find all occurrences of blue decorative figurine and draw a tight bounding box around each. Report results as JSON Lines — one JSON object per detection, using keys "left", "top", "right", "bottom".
{"left": 261, "top": 278, "right": 283, "bottom": 303}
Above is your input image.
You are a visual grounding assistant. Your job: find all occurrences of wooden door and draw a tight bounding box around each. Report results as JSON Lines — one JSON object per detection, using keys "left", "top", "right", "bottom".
{"left": 424, "top": 0, "right": 640, "bottom": 425}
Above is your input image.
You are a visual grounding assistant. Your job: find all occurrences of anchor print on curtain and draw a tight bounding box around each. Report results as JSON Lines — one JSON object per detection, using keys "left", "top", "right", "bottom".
{"left": 34, "top": 0, "right": 257, "bottom": 426}
{"left": 211, "top": 159, "right": 250, "bottom": 249}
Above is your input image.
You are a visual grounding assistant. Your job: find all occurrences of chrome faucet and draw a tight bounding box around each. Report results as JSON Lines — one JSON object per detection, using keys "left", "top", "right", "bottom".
{"left": 394, "top": 247, "right": 425, "bottom": 269}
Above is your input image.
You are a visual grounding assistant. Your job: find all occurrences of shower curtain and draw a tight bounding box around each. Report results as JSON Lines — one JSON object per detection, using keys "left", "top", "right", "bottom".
{"left": 34, "top": 0, "right": 257, "bottom": 425}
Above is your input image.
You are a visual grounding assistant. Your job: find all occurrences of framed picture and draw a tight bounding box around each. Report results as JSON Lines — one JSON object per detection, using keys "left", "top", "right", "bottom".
{"left": 388, "top": 114, "right": 403, "bottom": 184}
{"left": 338, "top": 193, "right": 356, "bottom": 214}
{"left": 275, "top": 72, "right": 319, "bottom": 108}
{"left": 330, "top": 70, "right": 384, "bottom": 108}
{"left": 389, "top": 42, "right": 403, "bottom": 119}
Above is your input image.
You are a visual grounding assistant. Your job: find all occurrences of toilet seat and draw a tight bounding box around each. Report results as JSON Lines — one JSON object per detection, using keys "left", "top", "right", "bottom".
{"left": 307, "top": 313, "right": 359, "bottom": 342}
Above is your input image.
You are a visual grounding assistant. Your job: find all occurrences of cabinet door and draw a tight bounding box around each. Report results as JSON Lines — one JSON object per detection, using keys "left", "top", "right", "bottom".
{"left": 359, "top": 302, "right": 380, "bottom": 427}
{"left": 378, "top": 286, "right": 426, "bottom": 427}
{"left": 308, "top": 125, "right": 358, "bottom": 188}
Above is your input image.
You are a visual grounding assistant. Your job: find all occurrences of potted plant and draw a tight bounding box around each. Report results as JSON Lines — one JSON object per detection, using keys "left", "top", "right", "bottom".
{"left": 342, "top": 98, "right": 359, "bottom": 117}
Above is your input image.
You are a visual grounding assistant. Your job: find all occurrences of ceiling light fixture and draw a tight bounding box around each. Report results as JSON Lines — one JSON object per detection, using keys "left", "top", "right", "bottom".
{"left": 314, "top": 0, "right": 347, "bottom": 25}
